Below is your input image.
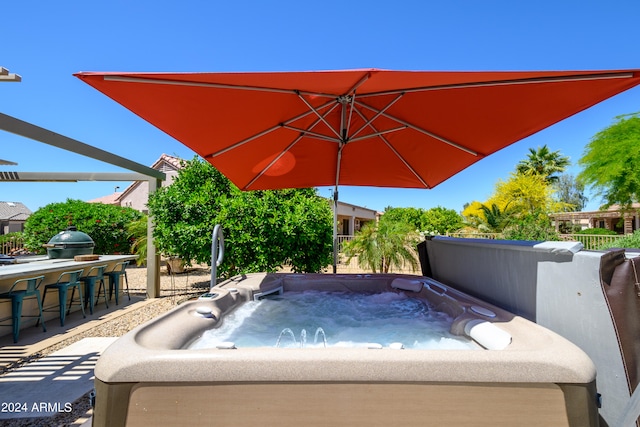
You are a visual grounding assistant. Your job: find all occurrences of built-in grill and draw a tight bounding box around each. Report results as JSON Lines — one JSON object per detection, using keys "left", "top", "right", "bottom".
{"left": 43, "top": 226, "right": 95, "bottom": 259}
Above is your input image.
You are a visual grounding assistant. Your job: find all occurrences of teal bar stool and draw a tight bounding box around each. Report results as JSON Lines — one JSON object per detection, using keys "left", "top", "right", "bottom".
{"left": 79, "top": 265, "right": 108, "bottom": 315}
{"left": 106, "top": 261, "right": 131, "bottom": 305}
{"left": 40, "top": 269, "right": 86, "bottom": 327}
{"left": 0, "top": 275, "right": 47, "bottom": 343}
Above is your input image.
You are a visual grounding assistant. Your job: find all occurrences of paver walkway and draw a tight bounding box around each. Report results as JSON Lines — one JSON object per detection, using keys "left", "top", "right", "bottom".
{"left": 0, "top": 337, "right": 116, "bottom": 421}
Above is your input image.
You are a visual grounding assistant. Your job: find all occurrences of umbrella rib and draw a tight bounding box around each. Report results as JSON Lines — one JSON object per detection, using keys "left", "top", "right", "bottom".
{"left": 103, "top": 75, "right": 339, "bottom": 98}
{"left": 348, "top": 126, "right": 407, "bottom": 143}
{"left": 349, "top": 92, "right": 404, "bottom": 140}
{"left": 345, "top": 91, "right": 356, "bottom": 141}
{"left": 297, "top": 92, "right": 342, "bottom": 140}
{"left": 356, "top": 71, "right": 636, "bottom": 98}
{"left": 282, "top": 100, "right": 343, "bottom": 142}
{"left": 342, "top": 72, "right": 372, "bottom": 140}
{"left": 352, "top": 108, "right": 430, "bottom": 189}
{"left": 280, "top": 125, "right": 341, "bottom": 143}
{"left": 205, "top": 99, "right": 337, "bottom": 158}
{"left": 355, "top": 100, "right": 478, "bottom": 156}
{"left": 246, "top": 105, "right": 339, "bottom": 189}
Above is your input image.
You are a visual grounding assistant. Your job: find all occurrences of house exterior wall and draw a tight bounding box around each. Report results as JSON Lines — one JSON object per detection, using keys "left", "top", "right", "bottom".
{"left": 0, "top": 202, "right": 32, "bottom": 235}
{"left": 550, "top": 205, "right": 640, "bottom": 235}
{"left": 1, "top": 221, "right": 25, "bottom": 234}
{"left": 333, "top": 201, "right": 378, "bottom": 235}
{"left": 119, "top": 169, "right": 179, "bottom": 213}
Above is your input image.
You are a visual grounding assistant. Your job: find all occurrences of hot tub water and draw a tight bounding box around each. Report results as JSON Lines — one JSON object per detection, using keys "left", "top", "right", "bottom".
{"left": 189, "top": 291, "right": 477, "bottom": 350}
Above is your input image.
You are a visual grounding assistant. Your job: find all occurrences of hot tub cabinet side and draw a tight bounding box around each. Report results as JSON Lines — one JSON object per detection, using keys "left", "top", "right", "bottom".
{"left": 422, "top": 236, "right": 640, "bottom": 426}
{"left": 92, "top": 379, "right": 597, "bottom": 427}
{"left": 92, "top": 273, "right": 598, "bottom": 426}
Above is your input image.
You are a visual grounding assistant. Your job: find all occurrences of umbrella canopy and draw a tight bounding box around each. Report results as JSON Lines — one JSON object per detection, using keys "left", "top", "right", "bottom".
{"left": 75, "top": 68, "right": 640, "bottom": 270}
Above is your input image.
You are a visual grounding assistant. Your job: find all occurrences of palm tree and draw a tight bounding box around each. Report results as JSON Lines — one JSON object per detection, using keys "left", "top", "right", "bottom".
{"left": 465, "top": 203, "right": 515, "bottom": 233}
{"left": 343, "top": 220, "right": 419, "bottom": 273}
{"left": 516, "top": 145, "right": 570, "bottom": 182}
{"left": 127, "top": 215, "right": 148, "bottom": 266}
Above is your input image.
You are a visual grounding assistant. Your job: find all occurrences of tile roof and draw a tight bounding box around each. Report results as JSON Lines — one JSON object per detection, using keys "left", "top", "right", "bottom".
{"left": 0, "top": 201, "right": 32, "bottom": 221}
{"left": 151, "top": 153, "right": 184, "bottom": 171}
{"left": 87, "top": 192, "right": 123, "bottom": 205}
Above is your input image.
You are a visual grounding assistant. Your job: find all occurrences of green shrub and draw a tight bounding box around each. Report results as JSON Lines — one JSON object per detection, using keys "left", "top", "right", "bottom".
{"left": 599, "top": 230, "right": 640, "bottom": 250}
{"left": 575, "top": 228, "right": 617, "bottom": 235}
{"left": 0, "top": 232, "right": 22, "bottom": 245}
{"left": 24, "top": 199, "right": 142, "bottom": 255}
{"left": 502, "top": 212, "right": 559, "bottom": 241}
{"left": 0, "top": 232, "right": 24, "bottom": 254}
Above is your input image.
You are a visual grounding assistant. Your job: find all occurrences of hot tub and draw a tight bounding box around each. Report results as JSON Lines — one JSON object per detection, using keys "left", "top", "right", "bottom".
{"left": 92, "top": 273, "right": 598, "bottom": 426}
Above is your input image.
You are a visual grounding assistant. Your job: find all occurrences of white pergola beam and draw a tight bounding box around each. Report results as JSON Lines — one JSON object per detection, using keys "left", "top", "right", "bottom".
{"left": 0, "top": 112, "right": 165, "bottom": 298}
{"left": 0, "top": 113, "right": 165, "bottom": 180}
{"left": 0, "top": 171, "right": 151, "bottom": 182}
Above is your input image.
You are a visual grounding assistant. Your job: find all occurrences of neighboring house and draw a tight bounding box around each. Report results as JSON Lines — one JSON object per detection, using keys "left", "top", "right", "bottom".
{"left": 87, "top": 192, "right": 123, "bottom": 206}
{"left": 332, "top": 200, "right": 379, "bottom": 236}
{"left": 550, "top": 203, "right": 640, "bottom": 235}
{"left": 0, "top": 201, "right": 32, "bottom": 234}
{"left": 89, "top": 154, "right": 182, "bottom": 213}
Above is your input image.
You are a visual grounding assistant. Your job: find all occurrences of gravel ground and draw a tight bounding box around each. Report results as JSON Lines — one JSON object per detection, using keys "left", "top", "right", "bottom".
{"left": 1, "top": 264, "right": 213, "bottom": 427}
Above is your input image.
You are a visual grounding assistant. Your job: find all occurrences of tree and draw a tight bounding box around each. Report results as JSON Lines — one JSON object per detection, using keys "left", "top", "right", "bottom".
{"left": 462, "top": 173, "right": 566, "bottom": 238}
{"left": 147, "top": 157, "right": 333, "bottom": 277}
{"left": 492, "top": 172, "right": 567, "bottom": 214}
{"left": 516, "top": 145, "right": 570, "bottom": 182}
{"left": 420, "top": 206, "right": 464, "bottom": 234}
{"left": 578, "top": 113, "right": 640, "bottom": 209}
{"left": 146, "top": 157, "right": 232, "bottom": 265}
{"left": 217, "top": 188, "right": 333, "bottom": 275}
{"left": 380, "top": 206, "right": 463, "bottom": 235}
{"left": 127, "top": 215, "right": 148, "bottom": 266}
{"left": 554, "top": 173, "right": 588, "bottom": 212}
{"left": 343, "top": 220, "right": 419, "bottom": 273}
{"left": 380, "top": 207, "right": 424, "bottom": 230}
{"left": 464, "top": 202, "right": 515, "bottom": 233}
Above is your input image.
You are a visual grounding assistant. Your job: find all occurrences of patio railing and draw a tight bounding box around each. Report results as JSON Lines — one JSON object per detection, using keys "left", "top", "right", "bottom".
{"left": 337, "top": 235, "right": 354, "bottom": 253}
{"left": 557, "top": 234, "right": 625, "bottom": 250}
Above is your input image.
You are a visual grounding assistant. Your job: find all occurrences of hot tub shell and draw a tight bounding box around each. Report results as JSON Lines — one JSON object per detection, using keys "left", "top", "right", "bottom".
{"left": 93, "top": 273, "right": 598, "bottom": 426}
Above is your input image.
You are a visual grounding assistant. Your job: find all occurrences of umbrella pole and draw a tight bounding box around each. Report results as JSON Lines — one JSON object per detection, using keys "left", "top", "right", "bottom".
{"left": 333, "top": 187, "right": 338, "bottom": 274}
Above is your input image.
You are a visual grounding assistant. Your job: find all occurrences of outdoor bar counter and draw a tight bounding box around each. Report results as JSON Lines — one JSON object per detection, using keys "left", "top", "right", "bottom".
{"left": 0, "top": 254, "right": 137, "bottom": 339}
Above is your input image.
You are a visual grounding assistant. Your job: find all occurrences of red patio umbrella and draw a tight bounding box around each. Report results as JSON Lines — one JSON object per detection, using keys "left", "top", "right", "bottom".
{"left": 75, "top": 68, "right": 640, "bottom": 271}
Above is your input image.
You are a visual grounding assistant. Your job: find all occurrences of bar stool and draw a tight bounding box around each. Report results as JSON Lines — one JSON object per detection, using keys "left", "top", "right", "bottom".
{"left": 40, "top": 269, "right": 86, "bottom": 327}
{"left": 0, "top": 275, "right": 47, "bottom": 343}
{"left": 106, "top": 262, "right": 131, "bottom": 305}
{"left": 79, "top": 265, "right": 108, "bottom": 315}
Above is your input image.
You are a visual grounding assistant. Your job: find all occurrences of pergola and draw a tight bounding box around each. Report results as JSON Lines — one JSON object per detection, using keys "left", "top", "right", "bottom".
{"left": 1, "top": 67, "right": 164, "bottom": 297}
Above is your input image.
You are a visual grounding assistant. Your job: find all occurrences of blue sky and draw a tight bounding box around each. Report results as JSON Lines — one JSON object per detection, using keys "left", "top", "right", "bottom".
{"left": 2, "top": 0, "right": 639, "bottom": 213}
